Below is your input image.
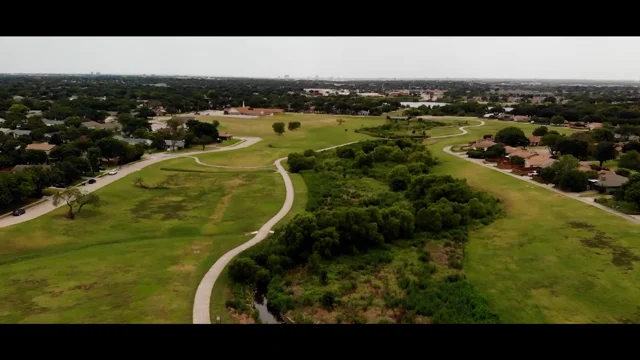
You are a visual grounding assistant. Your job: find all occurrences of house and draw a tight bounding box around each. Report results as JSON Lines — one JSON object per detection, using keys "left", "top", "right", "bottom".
{"left": 42, "top": 119, "right": 65, "bottom": 126}
{"left": 223, "top": 106, "right": 285, "bottom": 117}
{"left": 81, "top": 121, "right": 101, "bottom": 129}
{"left": 9, "top": 129, "right": 32, "bottom": 138}
{"left": 472, "top": 139, "right": 497, "bottom": 151}
{"left": 13, "top": 95, "right": 24, "bottom": 102}
{"left": 26, "top": 143, "right": 56, "bottom": 153}
{"left": 578, "top": 161, "right": 593, "bottom": 172}
{"left": 497, "top": 114, "right": 514, "bottom": 121}
{"left": 507, "top": 149, "right": 538, "bottom": 160}
{"left": 504, "top": 145, "right": 518, "bottom": 154}
{"left": 114, "top": 136, "right": 152, "bottom": 146}
{"left": 0, "top": 128, "right": 12, "bottom": 135}
{"left": 357, "top": 110, "right": 370, "bottom": 116}
{"left": 164, "top": 140, "right": 185, "bottom": 150}
{"left": 108, "top": 111, "right": 118, "bottom": 117}
{"left": 95, "top": 122, "right": 121, "bottom": 131}
{"left": 589, "top": 171, "right": 629, "bottom": 193}
{"left": 27, "top": 110, "right": 43, "bottom": 117}
{"left": 218, "top": 132, "right": 234, "bottom": 141}
{"left": 513, "top": 115, "right": 531, "bottom": 122}
{"left": 587, "top": 122, "right": 603, "bottom": 130}
{"left": 525, "top": 155, "right": 555, "bottom": 169}
{"left": 528, "top": 136, "right": 542, "bottom": 146}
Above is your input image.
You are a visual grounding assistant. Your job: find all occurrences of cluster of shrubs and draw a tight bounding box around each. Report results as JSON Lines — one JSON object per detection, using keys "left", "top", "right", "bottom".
{"left": 228, "top": 139, "right": 503, "bottom": 322}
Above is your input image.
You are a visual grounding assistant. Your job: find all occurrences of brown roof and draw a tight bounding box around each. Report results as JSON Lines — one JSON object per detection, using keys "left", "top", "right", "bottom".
{"left": 514, "top": 115, "right": 531, "bottom": 121}
{"left": 26, "top": 143, "right": 56, "bottom": 151}
{"left": 595, "top": 171, "right": 629, "bottom": 188}
{"left": 473, "top": 139, "right": 497, "bottom": 149}
{"left": 587, "top": 122, "right": 603, "bottom": 130}
{"left": 509, "top": 149, "right": 538, "bottom": 159}
{"left": 526, "top": 155, "right": 555, "bottom": 168}
{"left": 504, "top": 145, "right": 518, "bottom": 154}
{"left": 95, "top": 122, "right": 120, "bottom": 130}
{"left": 529, "top": 136, "right": 542, "bottom": 144}
{"left": 81, "top": 121, "right": 101, "bottom": 128}
{"left": 219, "top": 132, "right": 233, "bottom": 137}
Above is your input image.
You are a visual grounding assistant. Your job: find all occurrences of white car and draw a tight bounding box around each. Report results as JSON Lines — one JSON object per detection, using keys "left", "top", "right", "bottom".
{"left": 107, "top": 169, "right": 118, "bottom": 175}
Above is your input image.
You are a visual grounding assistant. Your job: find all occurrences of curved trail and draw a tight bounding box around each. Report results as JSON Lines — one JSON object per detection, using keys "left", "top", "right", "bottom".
{"left": 192, "top": 141, "right": 360, "bottom": 324}
{"left": 186, "top": 156, "right": 275, "bottom": 169}
{"left": 429, "top": 119, "right": 485, "bottom": 139}
{"left": 0, "top": 137, "right": 262, "bottom": 228}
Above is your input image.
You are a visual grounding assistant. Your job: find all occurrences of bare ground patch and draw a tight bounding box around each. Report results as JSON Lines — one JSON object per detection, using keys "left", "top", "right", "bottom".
{"left": 568, "top": 221, "right": 640, "bottom": 271}
{"left": 209, "top": 176, "right": 246, "bottom": 224}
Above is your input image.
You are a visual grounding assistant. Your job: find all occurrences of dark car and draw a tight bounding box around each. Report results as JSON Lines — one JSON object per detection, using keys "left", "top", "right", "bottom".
{"left": 88, "top": 179, "right": 97, "bottom": 184}
{"left": 79, "top": 182, "right": 86, "bottom": 186}
{"left": 12, "top": 208, "right": 26, "bottom": 216}
{"left": 54, "top": 183, "right": 66, "bottom": 188}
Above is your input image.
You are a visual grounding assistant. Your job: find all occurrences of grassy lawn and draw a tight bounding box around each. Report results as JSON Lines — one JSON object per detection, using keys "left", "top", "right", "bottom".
{"left": 426, "top": 120, "right": 640, "bottom": 323}
{"left": 0, "top": 158, "right": 285, "bottom": 323}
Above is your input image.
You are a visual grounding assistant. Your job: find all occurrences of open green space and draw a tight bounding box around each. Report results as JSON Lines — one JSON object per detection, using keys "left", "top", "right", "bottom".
{"left": 426, "top": 120, "right": 640, "bottom": 323}
{"left": 0, "top": 158, "right": 285, "bottom": 323}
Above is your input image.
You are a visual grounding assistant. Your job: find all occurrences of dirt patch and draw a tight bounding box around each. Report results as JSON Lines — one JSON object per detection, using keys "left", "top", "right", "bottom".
{"left": 209, "top": 176, "right": 245, "bottom": 224}
{"left": 308, "top": 307, "right": 337, "bottom": 323}
{"left": 569, "top": 221, "right": 640, "bottom": 270}
{"left": 424, "top": 242, "right": 450, "bottom": 266}
{"left": 228, "top": 309, "right": 255, "bottom": 324}
{"left": 423, "top": 139, "right": 437, "bottom": 146}
{"left": 69, "top": 282, "right": 98, "bottom": 291}
{"left": 169, "top": 263, "right": 196, "bottom": 273}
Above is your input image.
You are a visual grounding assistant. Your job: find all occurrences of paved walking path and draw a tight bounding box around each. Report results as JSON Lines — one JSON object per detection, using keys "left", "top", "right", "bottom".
{"left": 192, "top": 140, "right": 361, "bottom": 324}
{"left": 0, "top": 137, "right": 262, "bottom": 229}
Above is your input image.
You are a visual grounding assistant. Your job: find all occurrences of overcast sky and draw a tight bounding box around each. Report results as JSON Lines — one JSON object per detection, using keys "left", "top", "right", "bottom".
{"left": 1, "top": 37, "right": 638, "bottom": 80}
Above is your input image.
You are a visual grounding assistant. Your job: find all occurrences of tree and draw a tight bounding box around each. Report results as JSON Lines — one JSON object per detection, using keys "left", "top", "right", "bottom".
{"left": 556, "top": 137, "right": 589, "bottom": 159}
{"left": 387, "top": 165, "right": 411, "bottom": 191}
{"left": 288, "top": 121, "right": 301, "bottom": 131}
{"left": 550, "top": 115, "right": 565, "bottom": 125}
{"left": 542, "top": 133, "right": 561, "bottom": 155}
{"left": 52, "top": 188, "right": 101, "bottom": 219}
{"left": 539, "top": 166, "right": 556, "bottom": 184}
{"left": 272, "top": 122, "right": 285, "bottom": 135}
{"left": 23, "top": 149, "right": 47, "bottom": 164}
{"left": 591, "top": 128, "right": 615, "bottom": 143}
{"left": 558, "top": 170, "right": 589, "bottom": 192}
{"left": 64, "top": 116, "right": 83, "bottom": 128}
{"left": 532, "top": 126, "right": 548, "bottom": 136}
{"left": 623, "top": 141, "right": 640, "bottom": 153}
{"left": 95, "top": 137, "right": 125, "bottom": 160}
{"left": 166, "top": 117, "right": 186, "bottom": 150}
{"left": 619, "top": 150, "right": 640, "bottom": 171}
{"left": 87, "top": 147, "right": 101, "bottom": 173}
{"left": 8, "top": 103, "right": 29, "bottom": 114}
{"left": 510, "top": 156, "right": 525, "bottom": 166}
{"left": 592, "top": 141, "right": 617, "bottom": 167}
{"left": 151, "top": 134, "right": 166, "bottom": 150}
{"left": 495, "top": 127, "right": 528, "bottom": 146}
{"left": 336, "top": 119, "right": 346, "bottom": 125}
{"left": 198, "top": 135, "right": 214, "bottom": 150}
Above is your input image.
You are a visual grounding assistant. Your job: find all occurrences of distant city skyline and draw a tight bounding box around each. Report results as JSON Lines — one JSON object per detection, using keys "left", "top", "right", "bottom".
{"left": 1, "top": 36, "right": 640, "bottom": 82}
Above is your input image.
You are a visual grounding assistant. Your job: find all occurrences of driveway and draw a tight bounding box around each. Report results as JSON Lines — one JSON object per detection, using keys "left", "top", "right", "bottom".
{"left": 0, "top": 137, "right": 261, "bottom": 229}
{"left": 443, "top": 146, "right": 640, "bottom": 225}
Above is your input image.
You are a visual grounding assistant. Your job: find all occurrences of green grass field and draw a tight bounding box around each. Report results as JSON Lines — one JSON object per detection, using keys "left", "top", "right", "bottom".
{"left": 426, "top": 120, "right": 640, "bottom": 323}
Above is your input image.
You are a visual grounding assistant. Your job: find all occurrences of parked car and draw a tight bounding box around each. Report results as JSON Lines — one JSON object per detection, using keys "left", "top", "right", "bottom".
{"left": 88, "top": 179, "right": 97, "bottom": 184}
{"left": 107, "top": 169, "right": 118, "bottom": 175}
{"left": 528, "top": 171, "right": 539, "bottom": 177}
{"left": 54, "top": 183, "right": 66, "bottom": 188}
{"left": 12, "top": 208, "right": 26, "bottom": 216}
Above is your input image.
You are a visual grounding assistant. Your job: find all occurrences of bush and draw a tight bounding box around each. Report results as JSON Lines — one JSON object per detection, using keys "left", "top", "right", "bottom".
{"left": 467, "top": 150, "right": 484, "bottom": 159}
{"left": 616, "top": 168, "right": 631, "bottom": 177}
{"left": 559, "top": 169, "right": 589, "bottom": 192}
{"left": 320, "top": 291, "right": 338, "bottom": 309}
{"left": 510, "top": 156, "right": 525, "bottom": 166}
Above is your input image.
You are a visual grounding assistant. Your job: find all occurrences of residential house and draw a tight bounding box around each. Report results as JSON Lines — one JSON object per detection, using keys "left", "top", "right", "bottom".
{"left": 513, "top": 115, "right": 531, "bottom": 122}
{"left": 528, "top": 136, "right": 542, "bottom": 146}
{"left": 223, "top": 106, "right": 285, "bottom": 117}
{"left": 497, "top": 114, "right": 514, "bottom": 121}
{"left": 0, "top": 128, "right": 12, "bottom": 135}
{"left": 26, "top": 143, "right": 56, "bottom": 153}
{"left": 95, "top": 122, "right": 121, "bottom": 131}
{"left": 8, "top": 129, "right": 32, "bottom": 138}
{"left": 218, "top": 132, "right": 234, "bottom": 141}
{"left": 42, "top": 119, "right": 65, "bottom": 126}
{"left": 525, "top": 155, "right": 555, "bottom": 169}
{"left": 588, "top": 171, "right": 629, "bottom": 193}
{"left": 472, "top": 139, "right": 497, "bottom": 151}
{"left": 164, "top": 140, "right": 185, "bottom": 150}
{"left": 108, "top": 111, "right": 118, "bottom": 117}
{"left": 357, "top": 110, "right": 370, "bottom": 116}
{"left": 504, "top": 145, "right": 519, "bottom": 154}
{"left": 507, "top": 149, "right": 538, "bottom": 160}
{"left": 0, "top": 118, "right": 5, "bottom": 125}
{"left": 13, "top": 95, "right": 24, "bottom": 102}
{"left": 587, "top": 122, "right": 603, "bottom": 130}
{"left": 27, "top": 110, "right": 43, "bottom": 117}
{"left": 81, "top": 121, "right": 101, "bottom": 129}
{"left": 114, "top": 136, "right": 152, "bottom": 146}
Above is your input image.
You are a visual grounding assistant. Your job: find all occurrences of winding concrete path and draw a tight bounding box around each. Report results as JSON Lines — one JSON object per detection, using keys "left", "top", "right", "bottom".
{"left": 429, "top": 119, "right": 485, "bottom": 139}
{"left": 192, "top": 141, "right": 361, "bottom": 324}
{"left": 0, "top": 137, "right": 262, "bottom": 228}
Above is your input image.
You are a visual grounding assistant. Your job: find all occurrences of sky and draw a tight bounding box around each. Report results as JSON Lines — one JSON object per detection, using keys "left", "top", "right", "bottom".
{"left": 1, "top": 37, "right": 639, "bottom": 81}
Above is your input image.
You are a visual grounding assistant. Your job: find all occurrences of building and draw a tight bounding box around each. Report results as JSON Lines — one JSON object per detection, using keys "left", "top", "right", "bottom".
{"left": 25, "top": 143, "right": 56, "bottom": 153}
{"left": 42, "top": 119, "right": 65, "bottom": 126}
{"left": 528, "top": 136, "right": 542, "bottom": 146}
{"left": 587, "top": 123, "right": 604, "bottom": 130}
{"left": 589, "top": 171, "right": 629, "bottom": 193}
{"left": 3, "top": 129, "right": 32, "bottom": 138}
{"left": 223, "top": 106, "right": 285, "bottom": 117}
{"left": 525, "top": 155, "right": 555, "bottom": 169}
{"left": 81, "top": 121, "right": 101, "bottom": 129}
{"left": 95, "top": 122, "right": 121, "bottom": 131}
{"left": 27, "top": 110, "right": 43, "bottom": 117}
{"left": 472, "top": 139, "right": 497, "bottom": 150}
{"left": 10, "top": 164, "right": 51, "bottom": 173}
{"left": 164, "top": 140, "right": 185, "bottom": 150}
{"left": 114, "top": 136, "right": 152, "bottom": 146}
{"left": 218, "top": 132, "right": 234, "bottom": 141}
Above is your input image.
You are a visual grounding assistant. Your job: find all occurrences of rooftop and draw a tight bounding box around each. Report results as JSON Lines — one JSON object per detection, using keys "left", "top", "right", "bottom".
{"left": 26, "top": 143, "right": 56, "bottom": 152}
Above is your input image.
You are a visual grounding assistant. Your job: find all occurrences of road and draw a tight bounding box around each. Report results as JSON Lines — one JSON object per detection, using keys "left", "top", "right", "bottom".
{"left": 192, "top": 140, "right": 362, "bottom": 324}
{"left": 429, "top": 119, "right": 485, "bottom": 139}
{"left": 0, "top": 137, "right": 261, "bottom": 228}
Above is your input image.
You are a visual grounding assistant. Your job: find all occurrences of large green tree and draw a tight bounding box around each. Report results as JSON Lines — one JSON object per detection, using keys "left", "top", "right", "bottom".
{"left": 592, "top": 141, "right": 617, "bottom": 167}
{"left": 495, "top": 127, "right": 529, "bottom": 146}
{"left": 52, "top": 188, "right": 101, "bottom": 219}
{"left": 272, "top": 122, "right": 285, "bottom": 135}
